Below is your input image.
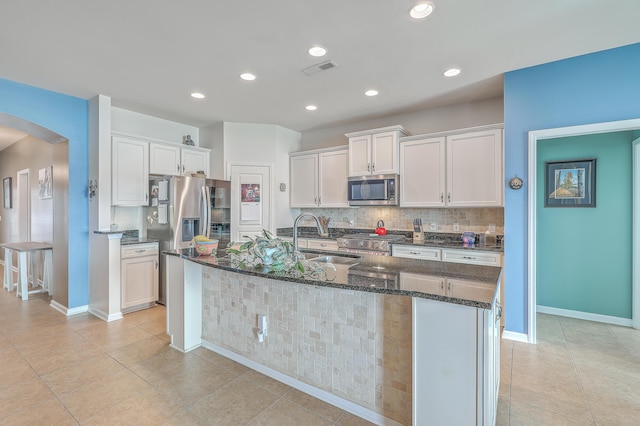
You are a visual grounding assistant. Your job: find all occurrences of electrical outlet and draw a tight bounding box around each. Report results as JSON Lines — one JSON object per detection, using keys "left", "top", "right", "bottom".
{"left": 430, "top": 222, "right": 437, "bottom": 231}
{"left": 453, "top": 223, "right": 459, "bottom": 231}
{"left": 489, "top": 223, "right": 496, "bottom": 233}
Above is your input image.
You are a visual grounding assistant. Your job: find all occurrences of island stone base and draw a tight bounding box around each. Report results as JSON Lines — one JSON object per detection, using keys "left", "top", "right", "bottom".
{"left": 201, "top": 268, "right": 412, "bottom": 425}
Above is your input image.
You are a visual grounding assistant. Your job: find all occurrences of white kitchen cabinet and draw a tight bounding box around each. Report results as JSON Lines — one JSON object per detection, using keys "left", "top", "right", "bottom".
{"left": 447, "top": 129, "right": 503, "bottom": 207}
{"left": 112, "top": 135, "right": 149, "bottom": 206}
{"left": 399, "top": 127, "right": 503, "bottom": 208}
{"left": 412, "top": 281, "right": 500, "bottom": 425}
{"left": 307, "top": 238, "right": 339, "bottom": 251}
{"left": 441, "top": 248, "right": 501, "bottom": 267}
{"left": 148, "top": 142, "right": 211, "bottom": 177}
{"left": 149, "top": 143, "right": 181, "bottom": 176}
{"left": 400, "top": 137, "right": 446, "bottom": 207}
{"left": 121, "top": 243, "right": 159, "bottom": 312}
{"left": 392, "top": 245, "right": 441, "bottom": 261}
{"left": 346, "top": 125, "right": 409, "bottom": 176}
{"left": 290, "top": 147, "right": 348, "bottom": 208}
{"left": 181, "top": 147, "right": 210, "bottom": 176}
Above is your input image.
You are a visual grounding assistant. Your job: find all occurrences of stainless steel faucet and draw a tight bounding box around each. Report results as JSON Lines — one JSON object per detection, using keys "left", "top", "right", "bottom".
{"left": 293, "top": 212, "right": 327, "bottom": 251}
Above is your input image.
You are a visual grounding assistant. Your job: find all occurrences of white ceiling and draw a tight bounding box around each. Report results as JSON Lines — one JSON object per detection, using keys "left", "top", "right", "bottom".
{"left": 1, "top": 0, "right": 639, "bottom": 141}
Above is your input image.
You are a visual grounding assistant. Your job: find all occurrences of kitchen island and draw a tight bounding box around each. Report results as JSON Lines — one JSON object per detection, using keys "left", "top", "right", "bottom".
{"left": 167, "top": 250, "right": 501, "bottom": 426}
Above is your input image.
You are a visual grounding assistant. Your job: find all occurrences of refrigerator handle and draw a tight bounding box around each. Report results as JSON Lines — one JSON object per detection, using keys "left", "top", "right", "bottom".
{"left": 202, "top": 185, "right": 211, "bottom": 238}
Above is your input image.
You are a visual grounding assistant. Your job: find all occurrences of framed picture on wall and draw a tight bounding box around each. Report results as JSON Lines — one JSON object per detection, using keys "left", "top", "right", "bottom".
{"left": 3, "top": 177, "right": 11, "bottom": 209}
{"left": 545, "top": 158, "right": 596, "bottom": 207}
{"left": 38, "top": 166, "right": 53, "bottom": 199}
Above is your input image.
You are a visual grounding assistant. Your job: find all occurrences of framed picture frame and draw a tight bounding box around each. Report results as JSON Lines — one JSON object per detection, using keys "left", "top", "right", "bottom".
{"left": 3, "top": 177, "right": 11, "bottom": 209}
{"left": 544, "top": 158, "right": 596, "bottom": 207}
{"left": 38, "top": 166, "right": 53, "bottom": 199}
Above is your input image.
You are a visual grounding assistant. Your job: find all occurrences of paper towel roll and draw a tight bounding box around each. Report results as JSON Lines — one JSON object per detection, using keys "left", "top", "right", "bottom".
{"left": 158, "top": 204, "right": 168, "bottom": 224}
{"left": 158, "top": 180, "right": 168, "bottom": 201}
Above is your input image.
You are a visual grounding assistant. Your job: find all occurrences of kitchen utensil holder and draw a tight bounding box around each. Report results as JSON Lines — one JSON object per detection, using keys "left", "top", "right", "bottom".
{"left": 413, "top": 231, "right": 425, "bottom": 243}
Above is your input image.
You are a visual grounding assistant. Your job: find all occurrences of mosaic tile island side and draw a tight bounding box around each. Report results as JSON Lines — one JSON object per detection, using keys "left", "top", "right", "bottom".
{"left": 180, "top": 248, "right": 501, "bottom": 310}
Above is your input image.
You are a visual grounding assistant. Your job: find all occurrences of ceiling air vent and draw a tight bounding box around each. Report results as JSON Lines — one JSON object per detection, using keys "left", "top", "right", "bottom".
{"left": 302, "top": 60, "right": 338, "bottom": 76}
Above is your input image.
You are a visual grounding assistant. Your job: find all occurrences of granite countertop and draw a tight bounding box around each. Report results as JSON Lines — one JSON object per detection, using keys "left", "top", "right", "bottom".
{"left": 180, "top": 249, "right": 501, "bottom": 310}
{"left": 276, "top": 227, "right": 503, "bottom": 253}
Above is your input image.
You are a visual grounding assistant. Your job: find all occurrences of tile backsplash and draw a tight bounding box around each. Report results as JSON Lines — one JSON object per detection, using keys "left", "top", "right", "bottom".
{"left": 294, "top": 207, "right": 504, "bottom": 235}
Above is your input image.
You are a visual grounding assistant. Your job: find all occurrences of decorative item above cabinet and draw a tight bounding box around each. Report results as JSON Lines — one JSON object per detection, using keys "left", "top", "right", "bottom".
{"left": 345, "top": 125, "right": 409, "bottom": 177}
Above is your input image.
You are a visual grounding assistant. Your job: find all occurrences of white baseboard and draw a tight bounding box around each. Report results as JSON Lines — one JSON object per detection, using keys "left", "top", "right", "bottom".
{"left": 88, "top": 306, "right": 123, "bottom": 322}
{"left": 200, "top": 340, "right": 402, "bottom": 426}
{"left": 50, "top": 300, "right": 89, "bottom": 316}
{"left": 502, "top": 330, "right": 530, "bottom": 343}
{"left": 537, "top": 305, "right": 633, "bottom": 327}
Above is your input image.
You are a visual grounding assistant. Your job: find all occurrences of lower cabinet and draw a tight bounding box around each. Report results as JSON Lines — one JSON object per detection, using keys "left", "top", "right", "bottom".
{"left": 121, "top": 243, "right": 159, "bottom": 312}
{"left": 412, "top": 283, "right": 500, "bottom": 425}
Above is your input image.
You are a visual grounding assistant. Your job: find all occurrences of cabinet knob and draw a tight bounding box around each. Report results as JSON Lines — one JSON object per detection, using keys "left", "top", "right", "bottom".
{"left": 448, "top": 192, "right": 451, "bottom": 202}
{"left": 440, "top": 193, "right": 444, "bottom": 202}
{"left": 177, "top": 164, "right": 180, "bottom": 172}
{"left": 367, "top": 163, "right": 371, "bottom": 172}
{"left": 372, "top": 163, "right": 375, "bottom": 172}
{"left": 318, "top": 197, "right": 321, "bottom": 205}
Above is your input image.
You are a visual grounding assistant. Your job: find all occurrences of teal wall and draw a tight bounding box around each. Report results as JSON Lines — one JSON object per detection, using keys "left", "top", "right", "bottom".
{"left": 536, "top": 132, "right": 633, "bottom": 318}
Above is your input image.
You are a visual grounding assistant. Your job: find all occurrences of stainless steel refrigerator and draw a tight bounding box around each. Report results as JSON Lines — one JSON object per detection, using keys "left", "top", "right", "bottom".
{"left": 146, "top": 176, "right": 231, "bottom": 304}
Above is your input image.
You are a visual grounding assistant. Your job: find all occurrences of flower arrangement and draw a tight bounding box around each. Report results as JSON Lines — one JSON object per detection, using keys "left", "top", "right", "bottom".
{"left": 225, "top": 230, "right": 333, "bottom": 279}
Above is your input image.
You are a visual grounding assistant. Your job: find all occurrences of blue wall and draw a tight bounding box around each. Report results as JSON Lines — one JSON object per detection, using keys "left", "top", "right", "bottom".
{"left": 0, "top": 78, "right": 89, "bottom": 308}
{"left": 537, "top": 133, "right": 633, "bottom": 318}
{"left": 504, "top": 43, "right": 640, "bottom": 335}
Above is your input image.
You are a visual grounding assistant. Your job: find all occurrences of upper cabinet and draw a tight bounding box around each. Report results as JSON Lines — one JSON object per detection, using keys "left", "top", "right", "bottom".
{"left": 400, "top": 126, "right": 503, "bottom": 208}
{"left": 290, "top": 147, "right": 348, "bottom": 208}
{"left": 149, "top": 143, "right": 210, "bottom": 177}
{"left": 346, "top": 125, "right": 409, "bottom": 176}
{"left": 112, "top": 135, "right": 149, "bottom": 206}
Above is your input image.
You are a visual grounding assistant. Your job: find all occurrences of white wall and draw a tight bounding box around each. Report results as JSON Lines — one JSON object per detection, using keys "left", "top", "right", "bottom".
{"left": 111, "top": 107, "right": 200, "bottom": 146}
{"left": 301, "top": 97, "right": 504, "bottom": 150}
{"left": 221, "top": 122, "right": 302, "bottom": 228}
{"left": 200, "top": 122, "right": 224, "bottom": 179}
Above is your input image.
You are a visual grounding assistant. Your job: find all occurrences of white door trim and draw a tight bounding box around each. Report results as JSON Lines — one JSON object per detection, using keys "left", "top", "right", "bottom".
{"left": 528, "top": 118, "right": 640, "bottom": 343}
{"left": 226, "top": 161, "right": 275, "bottom": 237}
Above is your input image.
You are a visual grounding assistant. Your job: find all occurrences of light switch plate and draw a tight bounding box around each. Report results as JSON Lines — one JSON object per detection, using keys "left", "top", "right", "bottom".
{"left": 453, "top": 223, "right": 459, "bottom": 231}
{"left": 489, "top": 223, "right": 496, "bottom": 233}
{"left": 279, "top": 183, "right": 286, "bottom": 192}
{"left": 429, "top": 222, "right": 437, "bottom": 231}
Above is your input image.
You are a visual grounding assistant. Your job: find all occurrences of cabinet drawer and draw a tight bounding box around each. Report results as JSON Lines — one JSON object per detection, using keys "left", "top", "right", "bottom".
{"left": 441, "top": 249, "right": 501, "bottom": 267}
{"left": 400, "top": 272, "right": 445, "bottom": 295}
{"left": 307, "top": 239, "right": 338, "bottom": 251}
{"left": 392, "top": 245, "right": 441, "bottom": 260}
{"left": 446, "top": 278, "right": 496, "bottom": 302}
{"left": 121, "top": 243, "right": 159, "bottom": 258}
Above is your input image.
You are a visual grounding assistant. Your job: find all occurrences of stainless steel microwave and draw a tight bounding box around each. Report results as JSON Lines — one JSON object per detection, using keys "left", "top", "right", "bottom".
{"left": 347, "top": 174, "right": 399, "bottom": 206}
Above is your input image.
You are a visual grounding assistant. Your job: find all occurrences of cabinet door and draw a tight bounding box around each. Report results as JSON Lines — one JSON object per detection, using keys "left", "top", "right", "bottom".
{"left": 121, "top": 255, "right": 159, "bottom": 309}
{"left": 348, "top": 135, "right": 371, "bottom": 176}
{"left": 181, "top": 148, "right": 210, "bottom": 176}
{"left": 400, "top": 272, "right": 445, "bottom": 295}
{"left": 112, "top": 136, "right": 149, "bottom": 206}
{"left": 441, "top": 249, "right": 501, "bottom": 267}
{"left": 319, "top": 149, "right": 348, "bottom": 207}
{"left": 446, "top": 278, "right": 496, "bottom": 303}
{"left": 290, "top": 154, "right": 319, "bottom": 208}
{"left": 447, "top": 129, "right": 503, "bottom": 207}
{"left": 400, "top": 137, "right": 446, "bottom": 207}
{"left": 149, "top": 143, "right": 181, "bottom": 176}
{"left": 371, "top": 131, "right": 398, "bottom": 174}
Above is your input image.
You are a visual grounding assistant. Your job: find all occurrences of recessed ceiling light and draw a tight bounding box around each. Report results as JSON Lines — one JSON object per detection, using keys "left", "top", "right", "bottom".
{"left": 305, "top": 105, "right": 318, "bottom": 111}
{"left": 240, "top": 73, "right": 256, "bottom": 81}
{"left": 443, "top": 68, "right": 461, "bottom": 77}
{"left": 365, "top": 90, "right": 379, "bottom": 97}
{"left": 308, "top": 46, "right": 327, "bottom": 57}
{"left": 190, "top": 92, "right": 205, "bottom": 99}
{"left": 410, "top": 2, "right": 435, "bottom": 19}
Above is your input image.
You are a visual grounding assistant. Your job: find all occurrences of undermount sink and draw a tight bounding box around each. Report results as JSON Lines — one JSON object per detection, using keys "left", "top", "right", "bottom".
{"left": 308, "top": 255, "right": 360, "bottom": 266}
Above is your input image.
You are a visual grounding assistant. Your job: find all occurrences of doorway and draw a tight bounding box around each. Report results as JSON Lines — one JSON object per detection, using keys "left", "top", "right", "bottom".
{"left": 228, "top": 162, "right": 273, "bottom": 242}
{"left": 527, "top": 118, "right": 640, "bottom": 343}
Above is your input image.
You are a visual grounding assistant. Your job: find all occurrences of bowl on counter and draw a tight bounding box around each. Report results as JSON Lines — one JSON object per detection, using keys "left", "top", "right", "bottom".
{"left": 195, "top": 240, "right": 219, "bottom": 256}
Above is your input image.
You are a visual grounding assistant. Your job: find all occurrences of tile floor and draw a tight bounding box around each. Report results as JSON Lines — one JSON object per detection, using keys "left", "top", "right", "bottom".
{"left": 2, "top": 266, "right": 640, "bottom": 425}
{"left": 497, "top": 313, "right": 640, "bottom": 425}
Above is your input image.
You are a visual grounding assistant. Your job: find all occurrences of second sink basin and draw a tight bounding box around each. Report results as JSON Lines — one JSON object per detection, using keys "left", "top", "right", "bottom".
{"left": 308, "top": 255, "right": 360, "bottom": 266}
